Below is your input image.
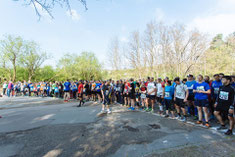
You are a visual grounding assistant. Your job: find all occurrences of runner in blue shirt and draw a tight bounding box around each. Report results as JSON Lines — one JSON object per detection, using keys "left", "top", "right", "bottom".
{"left": 185, "top": 74, "right": 197, "bottom": 117}
{"left": 163, "top": 80, "right": 175, "bottom": 118}
{"left": 54, "top": 84, "right": 59, "bottom": 98}
{"left": 193, "top": 75, "right": 211, "bottom": 127}
{"left": 28, "top": 81, "right": 32, "bottom": 96}
{"left": 72, "top": 82, "right": 78, "bottom": 99}
{"left": 95, "top": 81, "right": 102, "bottom": 103}
{"left": 46, "top": 84, "right": 51, "bottom": 97}
{"left": 211, "top": 74, "right": 222, "bottom": 100}
{"left": 64, "top": 80, "right": 71, "bottom": 102}
{"left": 231, "top": 76, "right": 235, "bottom": 88}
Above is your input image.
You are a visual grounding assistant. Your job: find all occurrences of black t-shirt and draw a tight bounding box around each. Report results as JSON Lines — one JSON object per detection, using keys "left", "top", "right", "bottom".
{"left": 130, "top": 83, "right": 135, "bottom": 94}
{"left": 121, "top": 83, "right": 125, "bottom": 93}
{"left": 102, "top": 85, "right": 110, "bottom": 97}
{"left": 216, "top": 85, "right": 235, "bottom": 107}
{"left": 85, "top": 84, "right": 89, "bottom": 92}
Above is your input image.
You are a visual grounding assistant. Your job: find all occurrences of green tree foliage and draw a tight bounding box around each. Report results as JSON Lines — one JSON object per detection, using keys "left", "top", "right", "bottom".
{"left": 0, "top": 35, "right": 24, "bottom": 81}
{"left": 203, "top": 33, "right": 235, "bottom": 76}
{"left": 0, "top": 35, "right": 49, "bottom": 82}
{"left": 34, "top": 65, "right": 56, "bottom": 82}
{"left": 20, "top": 41, "right": 49, "bottom": 80}
{"left": 0, "top": 35, "right": 104, "bottom": 83}
{"left": 56, "top": 52, "right": 104, "bottom": 81}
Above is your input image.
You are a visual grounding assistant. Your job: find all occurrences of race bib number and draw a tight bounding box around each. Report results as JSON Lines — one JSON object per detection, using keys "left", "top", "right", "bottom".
{"left": 214, "top": 88, "right": 219, "bottom": 94}
{"left": 197, "top": 86, "right": 205, "bottom": 91}
{"left": 219, "top": 91, "right": 229, "bottom": 100}
{"left": 117, "top": 87, "right": 120, "bottom": 91}
{"left": 141, "top": 94, "right": 146, "bottom": 99}
{"left": 105, "top": 90, "right": 109, "bottom": 95}
{"left": 176, "top": 92, "right": 182, "bottom": 97}
{"left": 187, "top": 85, "right": 193, "bottom": 90}
{"left": 165, "top": 92, "right": 170, "bottom": 98}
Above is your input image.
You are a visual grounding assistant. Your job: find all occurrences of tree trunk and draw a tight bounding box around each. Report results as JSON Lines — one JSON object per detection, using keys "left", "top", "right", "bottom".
{"left": 13, "top": 64, "right": 16, "bottom": 82}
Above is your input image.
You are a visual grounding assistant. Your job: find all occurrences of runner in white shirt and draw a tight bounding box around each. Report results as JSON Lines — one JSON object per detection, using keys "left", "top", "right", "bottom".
{"left": 156, "top": 78, "right": 164, "bottom": 114}
{"left": 174, "top": 77, "right": 189, "bottom": 122}
{"left": 146, "top": 77, "right": 157, "bottom": 112}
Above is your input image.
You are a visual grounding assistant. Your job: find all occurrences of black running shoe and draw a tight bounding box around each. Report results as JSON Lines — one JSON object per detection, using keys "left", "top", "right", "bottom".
{"left": 224, "top": 130, "right": 233, "bottom": 135}
{"left": 217, "top": 125, "right": 227, "bottom": 130}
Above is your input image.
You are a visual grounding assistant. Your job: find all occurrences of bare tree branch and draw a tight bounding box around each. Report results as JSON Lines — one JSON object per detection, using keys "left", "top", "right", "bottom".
{"left": 15, "top": 0, "right": 88, "bottom": 20}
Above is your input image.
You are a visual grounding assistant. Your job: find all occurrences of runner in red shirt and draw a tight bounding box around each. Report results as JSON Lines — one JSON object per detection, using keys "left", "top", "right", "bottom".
{"left": 77, "top": 81, "right": 84, "bottom": 107}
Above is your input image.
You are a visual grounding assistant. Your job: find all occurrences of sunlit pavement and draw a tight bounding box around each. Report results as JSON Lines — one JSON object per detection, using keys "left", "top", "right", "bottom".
{"left": 0, "top": 97, "right": 234, "bottom": 157}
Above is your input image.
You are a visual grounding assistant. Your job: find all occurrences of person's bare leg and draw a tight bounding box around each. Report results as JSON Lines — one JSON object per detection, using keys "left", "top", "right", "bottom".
{"left": 203, "top": 107, "right": 209, "bottom": 122}
{"left": 176, "top": 106, "right": 180, "bottom": 115}
{"left": 197, "top": 107, "right": 202, "bottom": 121}
{"left": 171, "top": 111, "right": 175, "bottom": 118}
{"left": 146, "top": 98, "right": 149, "bottom": 109}
{"left": 151, "top": 100, "right": 155, "bottom": 110}
{"left": 228, "top": 109, "right": 234, "bottom": 129}
{"left": 228, "top": 114, "right": 234, "bottom": 130}
{"left": 182, "top": 107, "right": 186, "bottom": 116}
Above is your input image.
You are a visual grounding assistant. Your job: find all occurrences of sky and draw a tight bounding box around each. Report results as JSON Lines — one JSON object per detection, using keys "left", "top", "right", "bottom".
{"left": 0, "top": 0, "right": 235, "bottom": 68}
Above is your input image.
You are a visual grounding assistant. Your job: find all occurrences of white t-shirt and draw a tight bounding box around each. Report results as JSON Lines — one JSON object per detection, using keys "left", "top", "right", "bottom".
{"left": 175, "top": 83, "right": 188, "bottom": 99}
{"left": 147, "top": 82, "right": 156, "bottom": 96}
{"left": 157, "top": 83, "right": 163, "bottom": 97}
{"left": 3, "top": 83, "right": 8, "bottom": 89}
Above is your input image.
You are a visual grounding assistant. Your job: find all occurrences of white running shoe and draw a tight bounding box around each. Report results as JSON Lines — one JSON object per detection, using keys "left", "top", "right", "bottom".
{"left": 176, "top": 116, "right": 181, "bottom": 120}
{"left": 100, "top": 110, "right": 106, "bottom": 114}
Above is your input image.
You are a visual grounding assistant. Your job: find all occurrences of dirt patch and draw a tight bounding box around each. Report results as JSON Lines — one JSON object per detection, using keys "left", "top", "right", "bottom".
{"left": 149, "top": 124, "right": 161, "bottom": 129}
{"left": 123, "top": 125, "right": 139, "bottom": 132}
{"left": 146, "top": 139, "right": 235, "bottom": 157}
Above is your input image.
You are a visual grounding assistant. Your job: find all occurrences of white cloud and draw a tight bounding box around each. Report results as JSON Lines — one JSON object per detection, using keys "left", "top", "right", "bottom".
{"left": 66, "top": 9, "right": 81, "bottom": 21}
{"left": 188, "top": 0, "right": 235, "bottom": 37}
{"left": 215, "top": 0, "right": 235, "bottom": 12}
{"left": 189, "top": 13, "right": 235, "bottom": 36}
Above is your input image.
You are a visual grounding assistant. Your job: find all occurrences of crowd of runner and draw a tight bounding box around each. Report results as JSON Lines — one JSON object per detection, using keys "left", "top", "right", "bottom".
{"left": 1, "top": 73, "right": 235, "bottom": 135}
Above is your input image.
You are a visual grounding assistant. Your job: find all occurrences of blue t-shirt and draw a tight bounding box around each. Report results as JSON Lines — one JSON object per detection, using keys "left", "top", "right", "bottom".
{"left": 96, "top": 83, "right": 102, "bottom": 92}
{"left": 172, "top": 82, "right": 176, "bottom": 94}
{"left": 54, "top": 87, "right": 59, "bottom": 93}
{"left": 193, "top": 82, "right": 210, "bottom": 100}
{"left": 72, "top": 85, "right": 78, "bottom": 92}
{"left": 164, "top": 85, "right": 174, "bottom": 100}
{"left": 211, "top": 80, "right": 222, "bottom": 98}
{"left": 46, "top": 85, "right": 50, "bottom": 91}
{"left": 231, "top": 82, "right": 235, "bottom": 88}
{"left": 30, "top": 85, "right": 34, "bottom": 91}
{"left": 185, "top": 80, "right": 196, "bottom": 94}
{"left": 64, "top": 82, "right": 71, "bottom": 92}
{"left": 14, "top": 84, "right": 18, "bottom": 90}
{"left": 28, "top": 83, "right": 32, "bottom": 89}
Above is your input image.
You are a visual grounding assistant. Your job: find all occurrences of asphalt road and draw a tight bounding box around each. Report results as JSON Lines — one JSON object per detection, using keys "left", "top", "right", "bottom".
{"left": 0, "top": 97, "right": 234, "bottom": 157}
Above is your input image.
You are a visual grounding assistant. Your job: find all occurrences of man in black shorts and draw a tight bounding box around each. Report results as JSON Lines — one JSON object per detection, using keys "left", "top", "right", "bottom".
{"left": 128, "top": 78, "right": 136, "bottom": 110}
{"left": 185, "top": 74, "right": 197, "bottom": 118}
{"left": 214, "top": 76, "right": 235, "bottom": 135}
{"left": 174, "top": 77, "right": 189, "bottom": 122}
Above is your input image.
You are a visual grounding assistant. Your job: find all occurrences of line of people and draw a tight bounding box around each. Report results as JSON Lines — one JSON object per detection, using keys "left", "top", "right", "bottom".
{"left": 1, "top": 73, "right": 235, "bottom": 135}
